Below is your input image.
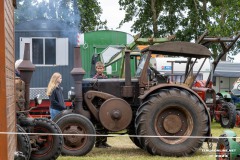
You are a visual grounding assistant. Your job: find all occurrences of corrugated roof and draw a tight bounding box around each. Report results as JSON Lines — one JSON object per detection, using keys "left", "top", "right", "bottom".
{"left": 142, "top": 42, "right": 211, "bottom": 58}
{"left": 214, "top": 61, "right": 240, "bottom": 77}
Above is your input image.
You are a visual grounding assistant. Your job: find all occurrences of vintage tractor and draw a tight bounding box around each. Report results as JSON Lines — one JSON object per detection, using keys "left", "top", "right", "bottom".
{"left": 192, "top": 31, "right": 240, "bottom": 129}
{"left": 15, "top": 43, "right": 63, "bottom": 160}
{"left": 216, "top": 82, "right": 240, "bottom": 159}
{"left": 231, "top": 81, "right": 240, "bottom": 127}
{"left": 216, "top": 80, "right": 240, "bottom": 127}
{"left": 100, "top": 31, "right": 238, "bottom": 129}
{"left": 193, "top": 80, "right": 236, "bottom": 128}
{"left": 216, "top": 129, "right": 240, "bottom": 160}
{"left": 52, "top": 38, "right": 213, "bottom": 157}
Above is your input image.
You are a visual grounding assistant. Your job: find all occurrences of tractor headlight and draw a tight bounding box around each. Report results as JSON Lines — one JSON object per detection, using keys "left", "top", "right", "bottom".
{"left": 205, "top": 90, "right": 214, "bottom": 104}
{"left": 34, "top": 94, "right": 42, "bottom": 105}
{"left": 68, "top": 87, "right": 75, "bottom": 100}
{"left": 206, "top": 98, "right": 213, "bottom": 103}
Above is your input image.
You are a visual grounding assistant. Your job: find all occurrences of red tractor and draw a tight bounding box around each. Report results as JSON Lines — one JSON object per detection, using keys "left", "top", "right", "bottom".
{"left": 192, "top": 31, "right": 240, "bottom": 128}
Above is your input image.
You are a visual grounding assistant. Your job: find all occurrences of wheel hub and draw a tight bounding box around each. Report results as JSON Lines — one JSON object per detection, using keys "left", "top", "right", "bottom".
{"left": 163, "top": 115, "right": 182, "bottom": 134}
{"left": 63, "top": 126, "right": 85, "bottom": 145}
{"left": 156, "top": 107, "right": 193, "bottom": 144}
{"left": 111, "top": 109, "right": 122, "bottom": 120}
{"left": 99, "top": 98, "right": 132, "bottom": 132}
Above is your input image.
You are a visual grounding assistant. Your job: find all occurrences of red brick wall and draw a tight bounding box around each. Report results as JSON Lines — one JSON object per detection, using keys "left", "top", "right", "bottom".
{"left": 0, "top": 0, "right": 16, "bottom": 160}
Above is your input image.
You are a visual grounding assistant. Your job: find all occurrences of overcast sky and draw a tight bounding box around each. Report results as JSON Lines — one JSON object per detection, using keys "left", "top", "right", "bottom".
{"left": 99, "top": 0, "right": 134, "bottom": 35}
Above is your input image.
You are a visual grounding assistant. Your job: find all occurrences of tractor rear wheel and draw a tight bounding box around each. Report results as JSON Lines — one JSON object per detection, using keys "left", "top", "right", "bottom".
{"left": 30, "top": 118, "right": 63, "bottom": 160}
{"left": 17, "top": 124, "right": 31, "bottom": 160}
{"left": 220, "top": 102, "right": 236, "bottom": 128}
{"left": 128, "top": 129, "right": 143, "bottom": 149}
{"left": 56, "top": 114, "right": 96, "bottom": 156}
{"left": 135, "top": 88, "right": 209, "bottom": 156}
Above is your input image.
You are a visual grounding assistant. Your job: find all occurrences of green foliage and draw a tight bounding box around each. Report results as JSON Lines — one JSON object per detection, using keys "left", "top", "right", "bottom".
{"left": 14, "top": 0, "right": 107, "bottom": 32}
{"left": 119, "top": 0, "right": 240, "bottom": 58}
{"left": 119, "top": 0, "right": 206, "bottom": 40}
{"left": 77, "top": 0, "right": 107, "bottom": 32}
{"left": 207, "top": 0, "right": 240, "bottom": 56}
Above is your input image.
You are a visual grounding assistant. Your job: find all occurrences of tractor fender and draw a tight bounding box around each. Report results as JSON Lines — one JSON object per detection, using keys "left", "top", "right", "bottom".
{"left": 216, "top": 91, "right": 232, "bottom": 103}
{"left": 216, "top": 91, "right": 231, "bottom": 99}
{"left": 216, "top": 130, "right": 240, "bottom": 159}
{"left": 139, "top": 83, "right": 211, "bottom": 136}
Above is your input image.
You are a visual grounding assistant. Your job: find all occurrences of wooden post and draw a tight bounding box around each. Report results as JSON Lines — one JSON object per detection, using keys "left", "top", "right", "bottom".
{"left": 0, "top": 1, "right": 16, "bottom": 160}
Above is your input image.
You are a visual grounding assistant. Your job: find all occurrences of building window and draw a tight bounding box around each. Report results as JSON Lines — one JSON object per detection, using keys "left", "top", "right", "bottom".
{"left": 20, "top": 37, "right": 68, "bottom": 66}
{"left": 45, "top": 39, "right": 56, "bottom": 64}
{"left": 32, "top": 38, "right": 44, "bottom": 64}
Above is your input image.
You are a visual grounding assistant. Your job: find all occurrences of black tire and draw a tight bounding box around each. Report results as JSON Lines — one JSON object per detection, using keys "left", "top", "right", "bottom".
{"left": 56, "top": 113, "right": 96, "bottom": 156}
{"left": 17, "top": 124, "right": 31, "bottom": 160}
{"left": 52, "top": 109, "right": 74, "bottom": 123}
{"left": 216, "top": 134, "right": 230, "bottom": 159}
{"left": 30, "top": 118, "right": 63, "bottom": 160}
{"left": 215, "top": 99, "right": 225, "bottom": 123}
{"left": 135, "top": 88, "right": 209, "bottom": 156}
{"left": 220, "top": 102, "right": 236, "bottom": 128}
{"left": 128, "top": 129, "right": 143, "bottom": 149}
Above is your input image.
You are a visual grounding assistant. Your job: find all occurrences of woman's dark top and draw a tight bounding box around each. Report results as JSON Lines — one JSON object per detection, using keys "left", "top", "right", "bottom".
{"left": 49, "top": 86, "right": 66, "bottom": 111}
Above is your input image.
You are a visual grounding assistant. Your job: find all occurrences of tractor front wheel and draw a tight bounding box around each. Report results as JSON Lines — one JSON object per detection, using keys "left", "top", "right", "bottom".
{"left": 214, "top": 99, "right": 224, "bottom": 123}
{"left": 56, "top": 113, "right": 96, "bottom": 156}
{"left": 220, "top": 102, "right": 236, "bottom": 128}
{"left": 17, "top": 124, "right": 31, "bottom": 160}
{"left": 216, "top": 134, "right": 230, "bottom": 159}
{"left": 30, "top": 118, "right": 63, "bottom": 160}
{"left": 135, "top": 88, "right": 209, "bottom": 156}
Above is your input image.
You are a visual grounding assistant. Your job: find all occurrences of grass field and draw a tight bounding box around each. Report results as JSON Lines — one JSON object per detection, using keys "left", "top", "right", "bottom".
{"left": 58, "top": 121, "right": 240, "bottom": 160}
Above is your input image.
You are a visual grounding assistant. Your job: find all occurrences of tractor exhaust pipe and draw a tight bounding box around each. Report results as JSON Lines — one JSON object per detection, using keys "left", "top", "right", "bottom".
{"left": 18, "top": 43, "right": 35, "bottom": 110}
{"left": 71, "top": 47, "right": 90, "bottom": 118}
{"left": 122, "top": 50, "right": 133, "bottom": 97}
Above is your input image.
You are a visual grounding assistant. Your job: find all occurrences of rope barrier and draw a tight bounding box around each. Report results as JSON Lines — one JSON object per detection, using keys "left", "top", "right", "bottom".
{"left": 0, "top": 131, "right": 237, "bottom": 139}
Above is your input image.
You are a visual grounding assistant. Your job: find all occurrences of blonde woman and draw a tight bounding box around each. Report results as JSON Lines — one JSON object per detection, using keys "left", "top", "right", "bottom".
{"left": 46, "top": 72, "right": 66, "bottom": 119}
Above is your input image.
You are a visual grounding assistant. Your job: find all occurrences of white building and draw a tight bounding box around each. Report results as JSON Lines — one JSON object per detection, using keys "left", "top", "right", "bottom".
{"left": 155, "top": 57, "right": 211, "bottom": 82}
{"left": 154, "top": 57, "right": 240, "bottom": 93}
{"left": 214, "top": 62, "right": 240, "bottom": 92}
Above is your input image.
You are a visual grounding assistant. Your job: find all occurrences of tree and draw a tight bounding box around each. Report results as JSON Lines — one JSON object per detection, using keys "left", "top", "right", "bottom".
{"left": 206, "top": 0, "right": 240, "bottom": 58}
{"left": 119, "top": 0, "right": 240, "bottom": 58}
{"left": 119, "top": 0, "right": 193, "bottom": 39}
{"left": 119, "top": 0, "right": 240, "bottom": 40}
{"left": 14, "top": 0, "right": 39, "bottom": 24}
{"left": 14, "top": 0, "right": 107, "bottom": 32}
{"left": 76, "top": 0, "right": 107, "bottom": 32}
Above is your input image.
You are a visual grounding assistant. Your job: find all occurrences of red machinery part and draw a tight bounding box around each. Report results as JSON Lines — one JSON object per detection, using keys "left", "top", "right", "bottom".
{"left": 235, "top": 111, "right": 240, "bottom": 127}
{"left": 29, "top": 99, "right": 72, "bottom": 118}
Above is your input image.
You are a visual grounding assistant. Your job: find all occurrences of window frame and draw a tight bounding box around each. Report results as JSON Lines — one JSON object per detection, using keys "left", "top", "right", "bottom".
{"left": 19, "top": 37, "right": 68, "bottom": 66}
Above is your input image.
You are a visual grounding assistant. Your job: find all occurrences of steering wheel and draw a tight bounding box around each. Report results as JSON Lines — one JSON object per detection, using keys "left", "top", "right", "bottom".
{"left": 149, "top": 66, "right": 159, "bottom": 75}
{"left": 149, "top": 66, "right": 167, "bottom": 82}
